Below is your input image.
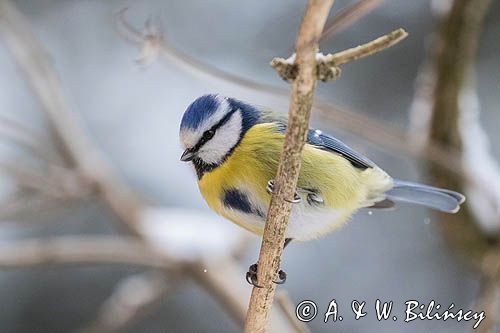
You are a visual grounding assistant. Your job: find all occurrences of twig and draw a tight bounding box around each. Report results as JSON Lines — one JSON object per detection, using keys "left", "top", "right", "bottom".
{"left": 320, "top": 0, "right": 384, "bottom": 42}
{"left": 79, "top": 272, "right": 174, "bottom": 333}
{"left": 324, "top": 28, "right": 407, "bottom": 65}
{"left": 0, "top": 160, "right": 66, "bottom": 197}
{"left": 0, "top": 114, "right": 58, "bottom": 162}
{"left": 271, "top": 28, "right": 408, "bottom": 82}
{"left": 0, "top": 193, "right": 63, "bottom": 221}
{"left": 244, "top": 1, "right": 335, "bottom": 332}
{"left": 0, "top": 236, "right": 175, "bottom": 269}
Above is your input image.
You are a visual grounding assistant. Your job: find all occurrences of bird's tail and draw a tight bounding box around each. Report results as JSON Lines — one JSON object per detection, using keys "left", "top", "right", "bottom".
{"left": 385, "top": 180, "right": 466, "bottom": 213}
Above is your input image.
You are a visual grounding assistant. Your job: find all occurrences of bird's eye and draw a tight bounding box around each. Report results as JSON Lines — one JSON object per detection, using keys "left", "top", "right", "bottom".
{"left": 203, "top": 129, "right": 215, "bottom": 140}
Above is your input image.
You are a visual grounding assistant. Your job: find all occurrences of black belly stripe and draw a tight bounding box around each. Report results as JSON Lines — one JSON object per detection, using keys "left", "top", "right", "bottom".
{"left": 223, "top": 189, "right": 264, "bottom": 218}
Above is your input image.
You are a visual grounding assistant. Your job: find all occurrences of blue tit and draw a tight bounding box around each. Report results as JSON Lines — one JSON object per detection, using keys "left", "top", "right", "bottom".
{"left": 179, "top": 94, "right": 465, "bottom": 243}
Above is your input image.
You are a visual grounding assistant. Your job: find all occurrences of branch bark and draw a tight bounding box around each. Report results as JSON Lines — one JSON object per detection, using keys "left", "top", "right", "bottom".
{"left": 244, "top": 1, "right": 334, "bottom": 332}
{"left": 244, "top": 1, "right": 409, "bottom": 331}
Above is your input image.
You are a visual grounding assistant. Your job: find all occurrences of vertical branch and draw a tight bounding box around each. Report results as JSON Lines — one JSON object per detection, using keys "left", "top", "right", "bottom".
{"left": 423, "top": 0, "right": 499, "bottom": 330}
{"left": 427, "top": 0, "right": 496, "bottom": 258}
{"left": 429, "top": 0, "right": 491, "bottom": 150}
{"left": 244, "top": 1, "right": 334, "bottom": 332}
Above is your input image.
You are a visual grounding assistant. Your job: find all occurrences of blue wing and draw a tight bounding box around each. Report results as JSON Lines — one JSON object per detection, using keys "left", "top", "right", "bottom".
{"left": 259, "top": 109, "right": 374, "bottom": 169}
{"left": 307, "top": 129, "right": 374, "bottom": 169}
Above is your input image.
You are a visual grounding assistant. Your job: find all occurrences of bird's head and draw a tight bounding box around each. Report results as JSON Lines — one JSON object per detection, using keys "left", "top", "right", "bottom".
{"left": 179, "top": 94, "right": 260, "bottom": 171}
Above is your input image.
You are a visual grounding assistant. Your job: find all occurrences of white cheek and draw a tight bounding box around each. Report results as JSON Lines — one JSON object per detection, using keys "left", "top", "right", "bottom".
{"left": 197, "top": 112, "right": 242, "bottom": 164}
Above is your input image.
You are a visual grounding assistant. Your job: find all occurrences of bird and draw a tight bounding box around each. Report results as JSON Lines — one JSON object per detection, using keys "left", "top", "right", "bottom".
{"left": 179, "top": 94, "right": 465, "bottom": 286}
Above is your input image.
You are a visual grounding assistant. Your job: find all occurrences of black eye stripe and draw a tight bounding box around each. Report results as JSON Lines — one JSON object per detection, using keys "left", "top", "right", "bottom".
{"left": 209, "top": 108, "right": 236, "bottom": 132}
{"left": 192, "top": 108, "right": 238, "bottom": 152}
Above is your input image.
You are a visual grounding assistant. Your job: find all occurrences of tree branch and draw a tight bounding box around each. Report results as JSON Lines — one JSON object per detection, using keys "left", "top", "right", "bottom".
{"left": 79, "top": 272, "right": 174, "bottom": 333}
{"left": 419, "top": 0, "right": 499, "bottom": 330}
{"left": 425, "top": 0, "right": 499, "bottom": 261}
{"left": 245, "top": 2, "right": 408, "bottom": 331}
{"left": 271, "top": 28, "right": 407, "bottom": 82}
{"left": 244, "top": 1, "right": 334, "bottom": 332}
{"left": 0, "top": 236, "right": 175, "bottom": 269}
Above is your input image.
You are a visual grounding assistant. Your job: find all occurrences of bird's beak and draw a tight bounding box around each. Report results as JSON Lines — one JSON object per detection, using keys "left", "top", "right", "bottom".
{"left": 180, "top": 149, "right": 195, "bottom": 162}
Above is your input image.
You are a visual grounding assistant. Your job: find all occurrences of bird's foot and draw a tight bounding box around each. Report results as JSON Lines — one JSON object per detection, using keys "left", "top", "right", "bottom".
{"left": 246, "top": 263, "right": 262, "bottom": 288}
{"left": 245, "top": 263, "right": 287, "bottom": 287}
{"left": 266, "top": 180, "right": 301, "bottom": 203}
{"left": 274, "top": 269, "right": 287, "bottom": 284}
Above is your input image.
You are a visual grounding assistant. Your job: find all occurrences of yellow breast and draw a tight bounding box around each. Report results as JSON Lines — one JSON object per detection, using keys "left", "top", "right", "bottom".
{"left": 197, "top": 123, "right": 391, "bottom": 237}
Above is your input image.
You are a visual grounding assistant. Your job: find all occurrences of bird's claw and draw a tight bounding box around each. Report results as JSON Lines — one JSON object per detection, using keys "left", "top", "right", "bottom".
{"left": 245, "top": 263, "right": 287, "bottom": 287}
{"left": 266, "top": 180, "right": 301, "bottom": 203}
{"left": 266, "top": 180, "right": 274, "bottom": 194}
{"left": 246, "top": 263, "right": 262, "bottom": 288}
{"left": 273, "top": 270, "right": 287, "bottom": 284}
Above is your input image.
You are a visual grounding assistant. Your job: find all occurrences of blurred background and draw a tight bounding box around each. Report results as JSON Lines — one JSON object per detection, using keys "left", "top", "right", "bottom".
{"left": 0, "top": 0, "right": 498, "bottom": 332}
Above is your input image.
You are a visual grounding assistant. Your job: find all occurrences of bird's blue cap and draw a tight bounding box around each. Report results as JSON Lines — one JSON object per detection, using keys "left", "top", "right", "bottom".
{"left": 180, "top": 94, "right": 221, "bottom": 130}
{"left": 180, "top": 94, "right": 260, "bottom": 133}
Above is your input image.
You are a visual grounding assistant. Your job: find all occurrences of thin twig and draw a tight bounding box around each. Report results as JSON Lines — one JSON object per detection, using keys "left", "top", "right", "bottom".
{"left": 320, "top": 0, "right": 384, "bottom": 42}
{"left": 0, "top": 114, "right": 58, "bottom": 162}
{"left": 324, "top": 28, "right": 407, "bottom": 65}
{"left": 0, "top": 160, "right": 64, "bottom": 197}
{"left": 271, "top": 28, "right": 408, "bottom": 82}
{"left": 244, "top": 1, "right": 335, "bottom": 332}
{"left": 0, "top": 194, "right": 64, "bottom": 221}
{"left": 80, "top": 272, "right": 174, "bottom": 333}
